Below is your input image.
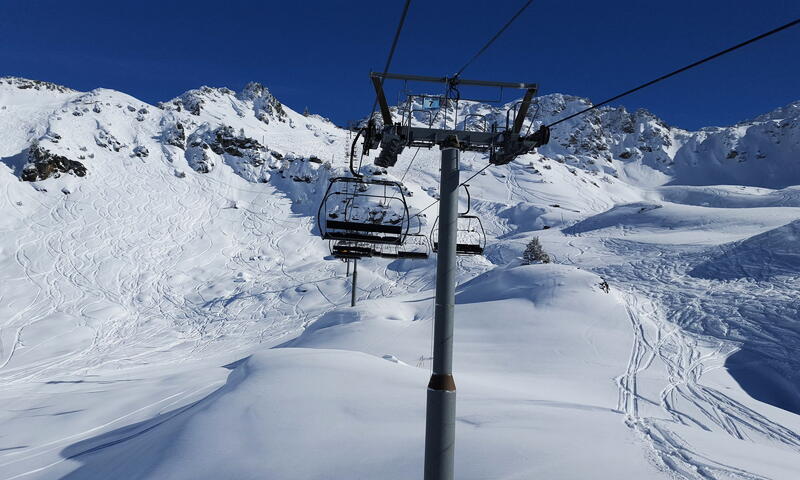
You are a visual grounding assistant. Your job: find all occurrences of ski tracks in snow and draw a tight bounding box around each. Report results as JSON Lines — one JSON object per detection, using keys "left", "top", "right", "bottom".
{"left": 597, "top": 240, "right": 800, "bottom": 479}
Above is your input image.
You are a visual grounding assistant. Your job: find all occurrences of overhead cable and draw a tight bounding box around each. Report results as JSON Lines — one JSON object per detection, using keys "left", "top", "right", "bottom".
{"left": 359, "top": 0, "right": 412, "bottom": 174}
{"left": 547, "top": 17, "right": 800, "bottom": 128}
{"left": 411, "top": 162, "right": 491, "bottom": 220}
{"left": 370, "top": 0, "right": 413, "bottom": 117}
{"left": 453, "top": 0, "right": 534, "bottom": 78}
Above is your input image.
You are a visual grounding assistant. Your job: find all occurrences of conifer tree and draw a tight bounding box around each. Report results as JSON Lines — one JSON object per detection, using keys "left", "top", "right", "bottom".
{"left": 522, "top": 237, "right": 550, "bottom": 265}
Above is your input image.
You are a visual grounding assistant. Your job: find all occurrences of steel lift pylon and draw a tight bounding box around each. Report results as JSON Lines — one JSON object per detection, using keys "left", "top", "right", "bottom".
{"left": 362, "top": 72, "right": 550, "bottom": 480}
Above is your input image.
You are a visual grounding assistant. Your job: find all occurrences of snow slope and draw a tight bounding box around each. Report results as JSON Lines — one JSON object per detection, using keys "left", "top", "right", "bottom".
{"left": 690, "top": 219, "right": 800, "bottom": 280}
{"left": 41, "top": 267, "right": 664, "bottom": 480}
{"left": 2, "top": 76, "right": 800, "bottom": 479}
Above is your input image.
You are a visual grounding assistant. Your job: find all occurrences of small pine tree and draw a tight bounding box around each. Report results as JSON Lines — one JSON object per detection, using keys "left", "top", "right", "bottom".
{"left": 522, "top": 237, "right": 550, "bottom": 265}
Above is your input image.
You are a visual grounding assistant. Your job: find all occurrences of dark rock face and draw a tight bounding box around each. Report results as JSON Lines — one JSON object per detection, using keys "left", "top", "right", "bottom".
{"left": 183, "top": 97, "right": 203, "bottom": 115}
{"left": 133, "top": 145, "right": 149, "bottom": 158}
{"left": 209, "top": 126, "right": 265, "bottom": 158}
{"left": 21, "top": 145, "right": 87, "bottom": 181}
{"left": 163, "top": 121, "right": 186, "bottom": 149}
{"left": 184, "top": 125, "right": 270, "bottom": 175}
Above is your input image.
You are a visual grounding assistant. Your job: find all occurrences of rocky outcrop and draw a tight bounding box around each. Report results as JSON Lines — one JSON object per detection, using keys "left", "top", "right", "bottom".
{"left": 94, "top": 127, "right": 125, "bottom": 152}
{"left": 163, "top": 86, "right": 235, "bottom": 115}
{"left": 161, "top": 83, "right": 287, "bottom": 125}
{"left": 21, "top": 144, "right": 87, "bottom": 181}
{"left": 184, "top": 125, "right": 271, "bottom": 174}
{"left": 237, "top": 82, "right": 286, "bottom": 124}
{"left": 185, "top": 145, "right": 213, "bottom": 173}
{"left": 208, "top": 125, "right": 266, "bottom": 159}
{"left": 0, "top": 77, "right": 75, "bottom": 94}
{"left": 162, "top": 121, "right": 186, "bottom": 149}
{"left": 133, "top": 145, "right": 149, "bottom": 158}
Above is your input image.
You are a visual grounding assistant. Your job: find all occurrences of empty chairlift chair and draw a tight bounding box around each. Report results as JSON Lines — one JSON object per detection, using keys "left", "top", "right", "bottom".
{"left": 371, "top": 233, "right": 430, "bottom": 260}
{"left": 397, "top": 233, "right": 430, "bottom": 259}
{"left": 376, "top": 208, "right": 431, "bottom": 260}
{"left": 373, "top": 232, "right": 430, "bottom": 259}
{"left": 429, "top": 184, "right": 486, "bottom": 256}
{"left": 318, "top": 177, "right": 410, "bottom": 246}
{"left": 430, "top": 215, "right": 486, "bottom": 256}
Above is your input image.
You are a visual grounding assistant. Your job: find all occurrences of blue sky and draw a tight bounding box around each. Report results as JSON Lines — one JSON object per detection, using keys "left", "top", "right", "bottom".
{"left": 1, "top": 0, "right": 798, "bottom": 129}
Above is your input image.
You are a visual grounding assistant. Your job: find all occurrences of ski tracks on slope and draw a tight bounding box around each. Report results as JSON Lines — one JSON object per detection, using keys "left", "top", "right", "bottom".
{"left": 604, "top": 246, "right": 800, "bottom": 479}
{"left": 617, "top": 292, "right": 775, "bottom": 479}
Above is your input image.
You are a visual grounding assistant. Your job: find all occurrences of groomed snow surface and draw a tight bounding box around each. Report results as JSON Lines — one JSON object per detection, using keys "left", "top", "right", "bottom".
{"left": 1, "top": 77, "right": 799, "bottom": 479}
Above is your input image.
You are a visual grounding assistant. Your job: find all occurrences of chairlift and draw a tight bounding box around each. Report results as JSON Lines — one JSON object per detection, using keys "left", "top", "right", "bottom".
{"left": 318, "top": 176, "right": 410, "bottom": 244}
{"left": 395, "top": 206, "right": 431, "bottom": 259}
{"left": 429, "top": 185, "right": 486, "bottom": 256}
{"left": 430, "top": 215, "right": 486, "bottom": 256}
{"left": 318, "top": 131, "right": 411, "bottom": 247}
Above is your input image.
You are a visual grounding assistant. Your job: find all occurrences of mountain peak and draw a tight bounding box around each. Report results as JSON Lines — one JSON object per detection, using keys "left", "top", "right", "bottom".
{"left": 162, "top": 85, "right": 236, "bottom": 115}
{"left": 238, "top": 82, "right": 271, "bottom": 101}
{"left": 160, "top": 82, "right": 287, "bottom": 122}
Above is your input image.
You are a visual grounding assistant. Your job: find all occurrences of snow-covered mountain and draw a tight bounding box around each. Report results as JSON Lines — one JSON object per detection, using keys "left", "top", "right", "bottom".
{"left": 1, "top": 76, "right": 799, "bottom": 479}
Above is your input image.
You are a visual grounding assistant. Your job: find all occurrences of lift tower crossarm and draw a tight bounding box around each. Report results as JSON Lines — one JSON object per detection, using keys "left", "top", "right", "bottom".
{"left": 371, "top": 71, "right": 537, "bottom": 90}
{"left": 369, "top": 72, "right": 538, "bottom": 126}
{"left": 367, "top": 72, "right": 547, "bottom": 167}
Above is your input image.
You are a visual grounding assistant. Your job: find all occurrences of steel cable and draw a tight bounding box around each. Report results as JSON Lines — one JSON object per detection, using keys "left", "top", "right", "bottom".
{"left": 453, "top": 0, "right": 535, "bottom": 78}
{"left": 547, "top": 17, "right": 800, "bottom": 128}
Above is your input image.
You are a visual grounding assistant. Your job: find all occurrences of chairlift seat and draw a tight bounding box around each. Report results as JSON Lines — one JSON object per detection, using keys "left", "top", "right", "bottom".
{"left": 395, "top": 233, "right": 430, "bottom": 259}
{"left": 433, "top": 242, "right": 484, "bottom": 256}
{"left": 397, "top": 251, "right": 429, "bottom": 259}
{"left": 325, "top": 231, "right": 402, "bottom": 244}
{"left": 331, "top": 242, "right": 374, "bottom": 259}
{"left": 326, "top": 220, "right": 403, "bottom": 235}
{"left": 456, "top": 243, "right": 484, "bottom": 255}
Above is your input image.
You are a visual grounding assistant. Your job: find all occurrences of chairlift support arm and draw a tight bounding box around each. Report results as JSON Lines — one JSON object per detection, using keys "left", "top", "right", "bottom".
{"left": 370, "top": 72, "right": 537, "bottom": 90}
{"left": 367, "top": 72, "right": 549, "bottom": 167}
{"left": 512, "top": 88, "right": 535, "bottom": 134}
{"left": 371, "top": 75, "right": 394, "bottom": 126}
